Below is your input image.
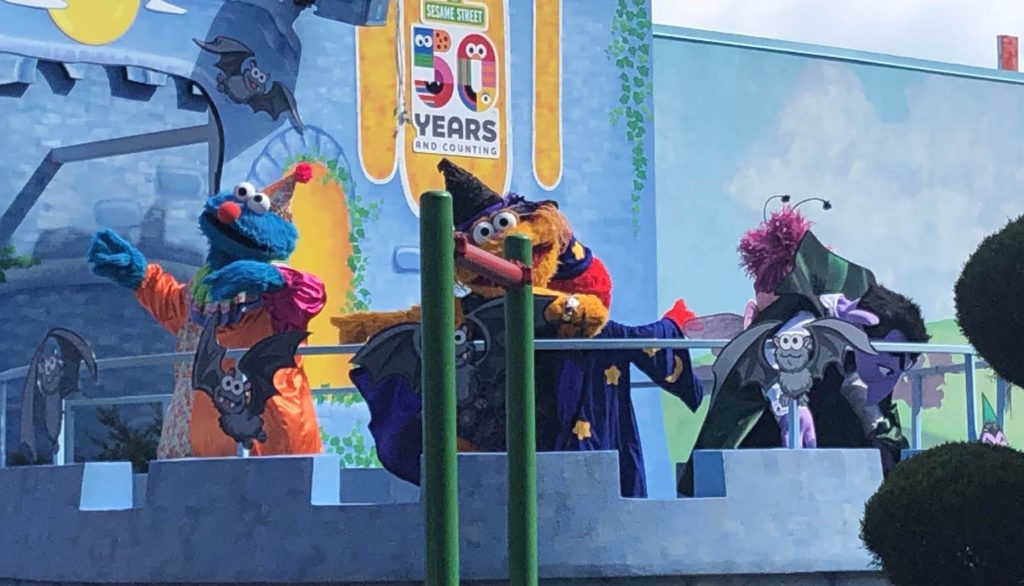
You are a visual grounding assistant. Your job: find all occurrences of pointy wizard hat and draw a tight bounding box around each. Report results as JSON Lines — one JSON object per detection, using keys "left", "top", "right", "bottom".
{"left": 437, "top": 158, "right": 505, "bottom": 230}
{"left": 983, "top": 394, "right": 998, "bottom": 426}
{"left": 755, "top": 231, "right": 878, "bottom": 324}
{"left": 774, "top": 231, "right": 877, "bottom": 299}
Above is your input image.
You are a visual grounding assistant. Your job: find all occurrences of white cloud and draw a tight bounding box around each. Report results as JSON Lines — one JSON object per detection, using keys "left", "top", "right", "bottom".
{"left": 2, "top": 0, "right": 67, "bottom": 8}
{"left": 652, "top": 0, "right": 1024, "bottom": 69}
{"left": 145, "top": 0, "right": 186, "bottom": 15}
{"left": 724, "top": 61, "right": 1024, "bottom": 320}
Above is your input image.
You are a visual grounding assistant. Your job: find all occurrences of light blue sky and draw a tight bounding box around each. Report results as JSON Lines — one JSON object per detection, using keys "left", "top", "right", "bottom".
{"left": 654, "top": 32, "right": 1024, "bottom": 321}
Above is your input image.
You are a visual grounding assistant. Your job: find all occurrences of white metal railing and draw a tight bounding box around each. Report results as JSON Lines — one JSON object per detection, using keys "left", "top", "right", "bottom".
{"left": 0, "top": 340, "right": 1008, "bottom": 468}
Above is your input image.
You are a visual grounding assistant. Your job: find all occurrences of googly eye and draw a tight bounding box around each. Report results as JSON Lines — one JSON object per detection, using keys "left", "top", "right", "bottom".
{"left": 492, "top": 211, "right": 517, "bottom": 231}
{"left": 476, "top": 45, "right": 488, "bottom": 59}
{"left": 231, "top": 380, "right": 245, "bottom": 395}
{"left": 778, "top": 336, "right": 792, "bottom": 350}
{"left": 247, "top": 192, "right": 271, "bottom": 215}
{"left": 472, "top": 221, "right": 495, "bottom": 245}
{"left": 481, "top": 93, "right": 492, "bottom": 105}
{"left": 221, "top": 375, "right": 234, "bottom": 390}
{"left": 791, "top": 336, "right": 804, "bottom": 350}
{"left": 454, "top": 329, "right": 467, "bottom": 345}
{"left": 233, "top": 181, "right": 256, "bottom": 200}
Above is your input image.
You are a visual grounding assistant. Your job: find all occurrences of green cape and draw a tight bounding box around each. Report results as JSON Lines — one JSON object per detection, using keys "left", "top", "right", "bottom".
{"left": 679, "top": 230, "right": 905, "bottom": 496}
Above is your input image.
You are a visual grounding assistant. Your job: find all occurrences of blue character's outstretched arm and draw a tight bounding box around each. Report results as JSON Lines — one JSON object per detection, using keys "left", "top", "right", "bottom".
{"left": 202, "top": 260, "right": 286, "bottom": 301}
{"left": 87, "top": 228, "right": 147, "bottom": 290}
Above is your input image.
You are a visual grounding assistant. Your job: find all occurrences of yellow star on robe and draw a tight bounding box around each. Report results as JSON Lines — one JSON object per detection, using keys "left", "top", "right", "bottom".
{"left": 643, "top": 347, "right": 659, "bottom": 357}
{"left": 604, "top": 364, "right": 621, "bottom": 386}
{"left": 573, "top": 420, "right": 592, "bottom": 440}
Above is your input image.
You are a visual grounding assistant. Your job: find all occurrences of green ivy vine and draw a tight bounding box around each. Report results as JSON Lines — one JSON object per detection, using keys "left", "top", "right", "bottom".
{"left": 284, "top": 151, "right": 381, "bottom": 312}
{"left": 605, "top": 0, "right": 652, "bottom": 239}
{"left": 319, "top": 416, "right": 381, "bottom": 469}
{"left": 0, "top": 244, "right": 38, "bottom": 283}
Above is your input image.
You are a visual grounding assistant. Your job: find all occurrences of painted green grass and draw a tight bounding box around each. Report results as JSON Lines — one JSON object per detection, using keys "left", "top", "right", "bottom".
{"left": 661, "top": 319, "right": 1021, "bottom": 464}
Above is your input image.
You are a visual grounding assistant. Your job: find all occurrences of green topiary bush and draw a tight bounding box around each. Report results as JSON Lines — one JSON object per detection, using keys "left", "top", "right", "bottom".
{"left": 861, "top": 442, "right": 1024, "bottom": 585}
{"left": 954, "top": 214, "right": 1024, "bottom": 386}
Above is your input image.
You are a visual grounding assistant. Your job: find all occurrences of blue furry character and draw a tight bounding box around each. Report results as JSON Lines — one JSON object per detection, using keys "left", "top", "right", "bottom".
{"left": 86, "top": 162, "right": 326, "bottom": 459}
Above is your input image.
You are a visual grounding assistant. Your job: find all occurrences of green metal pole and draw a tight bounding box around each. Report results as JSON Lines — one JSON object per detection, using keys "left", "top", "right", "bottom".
{"left": 504, "top": 234, "right": 538, "bottom": 586}
{"left": 419, "top": 190, "right": 459, "bottom": 586}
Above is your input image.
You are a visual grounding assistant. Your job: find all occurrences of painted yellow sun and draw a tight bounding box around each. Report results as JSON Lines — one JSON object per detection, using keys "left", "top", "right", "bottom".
{"left": 49, "top": 0, "right": 140, "bottom": 46}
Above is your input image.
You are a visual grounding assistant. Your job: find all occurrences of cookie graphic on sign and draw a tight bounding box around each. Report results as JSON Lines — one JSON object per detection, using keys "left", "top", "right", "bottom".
{"left": 434, "top": 29, "right": 451, "bottom": 52}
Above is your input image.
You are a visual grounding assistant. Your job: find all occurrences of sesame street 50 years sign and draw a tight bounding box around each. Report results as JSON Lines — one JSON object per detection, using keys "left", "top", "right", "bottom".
{"left": 409, "top": 0, "right": 500, "bottom": 159}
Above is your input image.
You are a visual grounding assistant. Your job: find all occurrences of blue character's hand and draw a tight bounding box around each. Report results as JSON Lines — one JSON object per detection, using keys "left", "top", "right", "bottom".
{"left": 202, "top": 260, "right": 286, "bottom": 301}
{"left": 87, "top": 228, "right": 147, "bottom": 290}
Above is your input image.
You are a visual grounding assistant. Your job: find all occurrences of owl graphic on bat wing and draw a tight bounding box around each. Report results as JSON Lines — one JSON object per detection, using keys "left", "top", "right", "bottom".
{"left": 709, "top": 317, "right": 877, "bottom": 408}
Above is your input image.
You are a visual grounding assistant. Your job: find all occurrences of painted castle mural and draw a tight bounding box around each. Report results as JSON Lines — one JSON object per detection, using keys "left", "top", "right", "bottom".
{"left": 0, "top": 0, "right": 669, "bottom": 491}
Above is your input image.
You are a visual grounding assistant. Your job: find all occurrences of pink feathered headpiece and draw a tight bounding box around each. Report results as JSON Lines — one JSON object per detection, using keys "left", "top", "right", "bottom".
{"left": 739, "top": 205, "right": 812, "bottom": 294}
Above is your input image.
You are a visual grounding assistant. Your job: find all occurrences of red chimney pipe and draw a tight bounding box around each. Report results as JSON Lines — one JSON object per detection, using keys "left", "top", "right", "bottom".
{"left": 998, "top": 35, "right": 1018, "bottom": 71}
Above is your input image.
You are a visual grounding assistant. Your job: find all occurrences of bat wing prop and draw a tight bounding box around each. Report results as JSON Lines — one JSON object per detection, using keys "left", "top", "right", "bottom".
{"left": 682, "top": 313, "right": 746, "bottom": 340}
{"left": 352, "top": 294, "right": 556, "bottom": 394}
{"left": 192, "top": 321, "right": 229, "bottom": 400}
{"left": 352, "top": 323, "right": 424, "bottom": 394}
{"left": 803, "top": 318, "right": 876, "bottom": 380}
{"left": 238, "top": 330, "right": 309, "bottom": 416}
{"left": 709, "top": 320, "right": 783, "bottom": 406}
{"left": 49, "top": 327, "right": 98, "bottom": 398}
{"left": 460, "top": 294, "right": 559, "bottom": 375}
{"left": 250, "top": 83, "right": 305, "bottom": 131}
{"left": 193, "top": 36, "right": 254, "bottom": 77}
{"left": 19, "top": 327, "right": 98, "bottom": 461}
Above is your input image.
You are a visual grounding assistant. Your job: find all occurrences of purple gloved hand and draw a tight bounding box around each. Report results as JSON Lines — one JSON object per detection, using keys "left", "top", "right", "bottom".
{"left": 776, "top": 406, "right": 817, "bottom": 448}
{"left": 831, "top": 294, "right": 880, "bottom": 327}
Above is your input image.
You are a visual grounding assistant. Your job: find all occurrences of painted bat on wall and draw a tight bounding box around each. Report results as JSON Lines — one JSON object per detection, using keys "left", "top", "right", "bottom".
{"left": 193, "top": 36, "right": 305, "bottom": 131}
{"left": 191, "top": 322, "right": 308, "bottom": 448}
{"left": 19, "top": 327, "right": 98, "bottom": 461}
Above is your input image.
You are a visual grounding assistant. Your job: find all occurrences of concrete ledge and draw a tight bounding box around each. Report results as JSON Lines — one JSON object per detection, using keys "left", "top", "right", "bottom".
{"left": 79, "top": 461, "right": 133, "bottom": 511}
{"left": 0, "top": 573, "right": 891, "bottom": 585}
{"left": 0, "top": 449, "right": 884, "bottom": 584}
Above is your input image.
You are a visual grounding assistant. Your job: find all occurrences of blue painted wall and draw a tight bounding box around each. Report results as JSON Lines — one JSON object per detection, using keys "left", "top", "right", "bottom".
{"left": 651, "top": 25, "right": 1024, "bottom": 455}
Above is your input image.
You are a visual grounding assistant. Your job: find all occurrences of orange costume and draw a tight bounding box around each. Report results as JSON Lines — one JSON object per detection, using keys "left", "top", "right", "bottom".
{"left": 136, "top": 262, "right": 325, "bottom": 458}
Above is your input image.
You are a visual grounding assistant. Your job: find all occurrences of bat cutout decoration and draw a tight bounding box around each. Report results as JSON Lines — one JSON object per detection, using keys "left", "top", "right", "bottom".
{"left": 192, "top": 321, "right": 309, "bottom": 448}
{"left": 353, "top": 294, "right": 556, "bottom": 450}
{"left": 19, "top": 328, "right": 98, "bottom": 461}
{"left": 193, "top": 36, "right": 305, "bottom": 131}
{"left": 710, "top": 317, "right": 877, "bottom": 408}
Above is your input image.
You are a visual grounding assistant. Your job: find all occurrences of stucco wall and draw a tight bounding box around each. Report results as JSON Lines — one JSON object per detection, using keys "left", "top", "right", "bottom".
{"left": 0, "top": 449, "right": 887, "bottom": 584}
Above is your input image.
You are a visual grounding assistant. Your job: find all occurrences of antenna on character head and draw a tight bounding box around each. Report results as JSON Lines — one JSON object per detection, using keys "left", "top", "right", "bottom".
{"left": 762, "top": 194, "right": 791, "bottom": 222}
{"left": 792, "top": 197, "right": 833, "bottom": 213}
{"left": 762, "top": 194, "right": 832, "bottom": 221}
